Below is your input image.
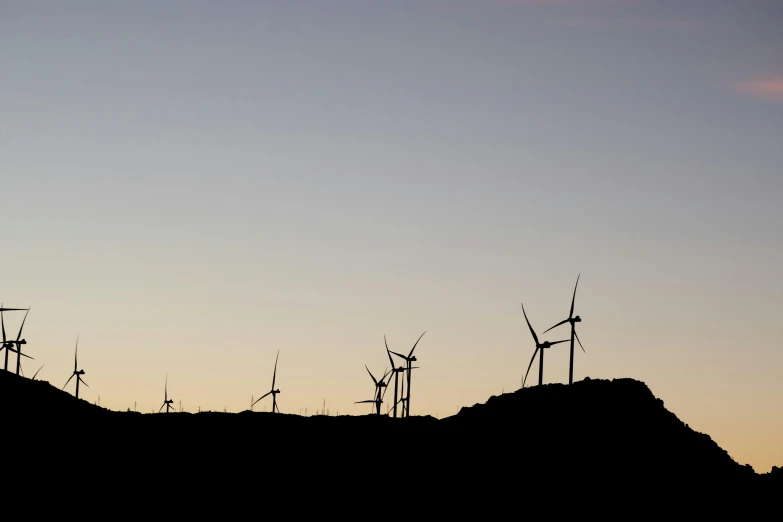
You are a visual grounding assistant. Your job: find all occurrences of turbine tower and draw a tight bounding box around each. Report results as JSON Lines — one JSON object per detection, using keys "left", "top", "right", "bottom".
{"left": 521, "top": 303, "right": 568, "bottom": 388}
{"left": 384, "top": 336, "right": 406, "bottom": 418}
{"left": 389, "top": 331, "right": 425, "bottom": 418}
{"left": 63, "top": 336, "right": 88, "bottom": 399}
{"left": 159, "top": 375, "right": 175, "bottom": 413}
{"left": 542, "top": 274, "right": 586, "bottom": 385}
{"left": 252, "top": 350, "right": 281, "bottom": 413}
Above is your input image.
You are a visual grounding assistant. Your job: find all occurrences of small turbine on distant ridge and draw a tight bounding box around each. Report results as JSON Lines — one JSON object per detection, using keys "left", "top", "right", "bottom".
{"left": 542, "top": 274, "right": 586, "bottom": 385}
{"left": 252, "top": 350, "right": 281, "bottom": 413}
{"left": 0, "top": 305, "right": 29, "bottom": 372}
{"left": 159, "top": 375, "right": 175, "bottom": 413}
{"left": 355, "top": 365, "right": 390, "bottom": 415}
{"left": 7, "top": 308, "right": 32, "bottom": 376}
{"left": 521, "top": 303, "right": 568, "bottom": 388}
{"left": 63, "top": 336, "right": 88, "bottom": 399}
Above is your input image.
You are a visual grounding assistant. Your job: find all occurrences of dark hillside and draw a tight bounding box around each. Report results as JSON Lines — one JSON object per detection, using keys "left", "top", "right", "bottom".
{"left": 3, "top": 370, "right": 780, "bottom": 500}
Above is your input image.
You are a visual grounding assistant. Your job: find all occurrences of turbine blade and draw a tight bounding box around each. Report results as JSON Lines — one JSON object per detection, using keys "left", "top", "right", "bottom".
{"left": 365, "top": 365, "right": 378, "bottom": 385}
{"left": 542, "top": 318, "right": 569, "bottom": 335}
{"left": 15, "top": 308, "right": 29, "bottom": 342}
{"left": 272, "top": 349, "right": 279, "bottom": 390}
{"left": 74, "top": 336, "right": 79, "bottom": 372}
{"left": 385, "top": 336, "right": 395, "bottom": 368}
{"left": 574, "top": 330, "right": 585, "bottom": 353}
{"left": 63, "top": 373, "right": 75, "bottom": 390}
{"left": 253, "top": 391, "right": 272, "bottom": 406}
{"left": 389, "top": 350, "right": 408, "bottom": 361}
{"left": 274, "top": 402, "right": 280, "bottom": 413}
{"left": 549, "top": 339, "right": 569, "bottom": 346}
{"left": 159, "top": 404, "right": 165, "bottom": 413}
{"left": 570, "top": 273, "right": 580, "bottom": 319}
{"left": 522, "top": 347, "right": 539, "bottom": 388}
{"left": 32, "top": 364, "right": 44, "bottom": 380}
{"left": 79, "top": 377, "right": 89, "bottom": 388}
{"left": 165, "top": 375, "right": 168, "bottom": 402}
{"left": 1, "top": 307, "right": 6, "bottom": 344}
{"left": 19, "top": 364, "right": 24, "bottom": 377}
{"left": 20, "top": 351, "right": 34, "bottom": 360}
{"left": 408, "top": 331, "right": 426, "bottom": 358}
{"left": 355, "top": 400, "right": 376, "bottom": 404}
{"left": 521, "top": 303, "right": 540, "bottom": 346}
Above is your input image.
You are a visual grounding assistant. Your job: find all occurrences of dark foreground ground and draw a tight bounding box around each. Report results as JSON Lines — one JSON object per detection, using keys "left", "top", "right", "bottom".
{"left": 2, "top": 371, "right": 780, "bottom": 508}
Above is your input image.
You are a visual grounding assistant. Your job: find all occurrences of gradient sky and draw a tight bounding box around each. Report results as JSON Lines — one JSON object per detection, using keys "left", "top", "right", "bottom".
{"left": 1, "top": 0, "right": 781, "bottom": 471}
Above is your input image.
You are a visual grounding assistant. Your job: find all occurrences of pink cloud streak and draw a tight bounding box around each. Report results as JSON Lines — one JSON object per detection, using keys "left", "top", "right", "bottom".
{"left": 551, "top": 17, "right": 703, "bottom": 30}
{"left": 736, "top": 78, "right": 783, "bottom": 102}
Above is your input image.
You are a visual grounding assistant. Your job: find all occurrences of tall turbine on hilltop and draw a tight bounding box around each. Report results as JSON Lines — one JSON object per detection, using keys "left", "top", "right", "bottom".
{"left": 63, "top": 337, "right": 88, "bottom": 399}
{"left": 355, "top": 365, "right": 390, "bottom": 415}
{"left": 0, "top": 305, "right": 29, "bottom": 372}
{"left": 521, "top": 303, "right": 569, "bottom": 388}
{"left": 159, "top": 376, "right": 176, "bottom": 413}
{"left": 390, "top": 330, "right": 425, "bottom": 418}
{"left": 252, "top": 350, "right": 282, "bottom": 413}
{"left": 542, "top": 274, "right": 586, "bottom": 385}
{"left": 385, "top": 336, "right": 406, "bottom": 418}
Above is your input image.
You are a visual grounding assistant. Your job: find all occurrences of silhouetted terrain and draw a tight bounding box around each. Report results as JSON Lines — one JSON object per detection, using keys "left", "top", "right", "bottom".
{"left": 3, "top": 371, "right": 779, "bottom": 502}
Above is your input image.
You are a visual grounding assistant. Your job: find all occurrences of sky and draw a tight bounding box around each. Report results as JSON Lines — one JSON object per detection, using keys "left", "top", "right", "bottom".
{"left": 1, "top": 0, "right": 781, "bottom": 471}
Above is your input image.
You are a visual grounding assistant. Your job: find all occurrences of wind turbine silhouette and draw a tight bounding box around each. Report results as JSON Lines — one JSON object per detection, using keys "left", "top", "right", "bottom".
{"left": 7, "top": 308, "right": 32, "bottom": 376}
{"left": 389, "top": 330, "right": 425, "bottom": 418}
{"left": 385, "top": 336, "right": 406, "bottom": 418}
{"left": 542, "top": 274, "right": 586, "bottom": 385}
{"left": 0, "top": 305, "right": 29, "bottom": 372}
{"left": 63, "top": 336, "right": 88, "bottom": 399}
{"left": 159, "top": 376, "right": 175, "bottom": 413}
{"left": 355, "top": 365, "right": 390, "bottom": 415}
{"left": 252, "top": 350, "right": 281, "bottom": 413}
{"left": 521, "top": 303, "right": 569, "bottom": 388}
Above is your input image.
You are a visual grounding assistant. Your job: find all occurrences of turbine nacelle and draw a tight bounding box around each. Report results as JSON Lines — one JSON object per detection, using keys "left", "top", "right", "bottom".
{"left": 572, "top": 316, "right": 582, "bottom": 323}
{"left": 537, "top": 339, "right": 568, "bottom": 350}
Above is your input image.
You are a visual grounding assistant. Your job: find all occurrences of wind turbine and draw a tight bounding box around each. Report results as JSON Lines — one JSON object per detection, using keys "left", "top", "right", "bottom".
{"left": 159, "top": 375, "right": 175, "bottom": 413}
{"left": 252, "top": 350, "right": 281, "bottom": 413}
{"left": 384, "top": 336, "right": 407, "bottom": 418}
{"left": 389, "top": 331, "right": 425, "bottom": 418}
{"left": 8, "top": 308, "right": 32, "bottom": 376}
{"left": 63, "top": 336, "right": 88, "bottom": 399}
{"left": 355, "top": 365, "right": 390, "bottom": 415}
{"left": 521, "top": 303, "right": 569, "bottom": 388}
{"left": 0, "top": 305, "right": 29, "bottom": 372}
{"left": 542, "top": 274, "right": 586, "bottom": 385}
